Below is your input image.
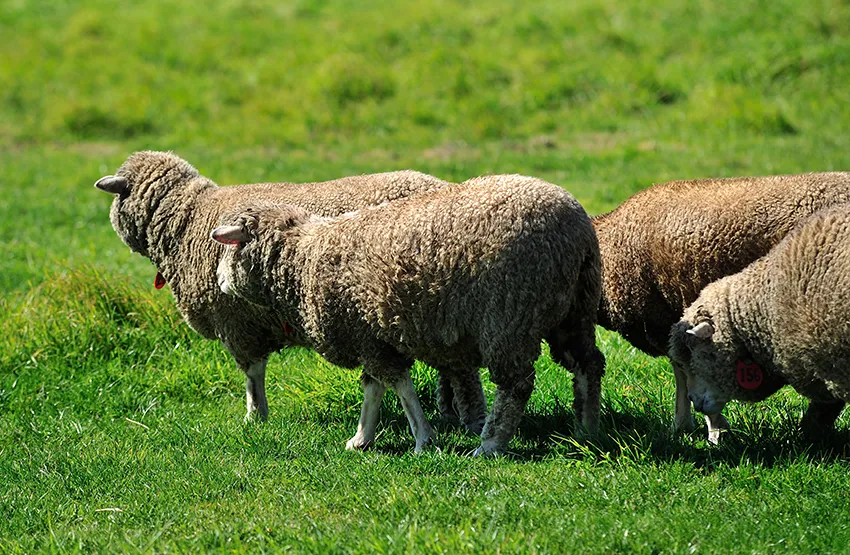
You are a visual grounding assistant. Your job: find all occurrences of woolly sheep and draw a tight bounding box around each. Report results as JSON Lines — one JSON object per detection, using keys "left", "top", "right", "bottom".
{"left": 669, "top": 204, "right": 850, "bottom": 436}
{"left": 211, "top": 175, "right": 604, "bottom": 455}
{"left": 94, "top": 150, "right": 465, "bottom": 424}
{"left": 593, "top": 172, "right": 850, "bottom": 441}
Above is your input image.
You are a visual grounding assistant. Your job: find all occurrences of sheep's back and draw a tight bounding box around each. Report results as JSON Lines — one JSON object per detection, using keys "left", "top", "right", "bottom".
{"left": 769, "top": 204, "right": 850, "bottom": 400}
{"left": 216, "top": 170, "right": 449, "bottom": 216}
{"left": 594, "top": 172, "right": 850, "bottom": 355}
{"left": 153, "top": 170, "right": 450, "bottom": 360}
{"left": 302, "top": 175, "right": 597, "bottom": 369}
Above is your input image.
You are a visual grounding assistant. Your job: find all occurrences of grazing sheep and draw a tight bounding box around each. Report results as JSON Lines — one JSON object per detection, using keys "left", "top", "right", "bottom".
{"left": 669, "top": 204, "right": 850, "bottom": 435}
{"left": 212, "top": 174, "right": 604, "bottom": 455}
{"left": 94, "top": 150, "right": 468, "bottom": 424}
{"left": 593, "top": 172, "right": 850, "bottom": 441}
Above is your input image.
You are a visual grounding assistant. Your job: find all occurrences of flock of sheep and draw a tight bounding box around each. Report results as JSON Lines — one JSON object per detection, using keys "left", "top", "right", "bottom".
{"left": 94, "top": 150, "right": 850, "bottom": 455}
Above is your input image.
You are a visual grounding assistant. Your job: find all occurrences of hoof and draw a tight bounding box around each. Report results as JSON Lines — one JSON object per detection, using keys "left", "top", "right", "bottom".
{"left": 707, "top": 428, "right": 724, "bottom": 445}
{"left": 414, "top": 437, "right": 436, "bottom": 455}
{"left": 466, "top": 421, "right": 484, "bottom": 437}
{"left": 471, "top": 440, "right": 503, "bottom": 458}
{"left": 243, "top": 411, "right": 265, "bottom": 424}
{"left": 346, "top": 435, "right": 373, "bottom": 451}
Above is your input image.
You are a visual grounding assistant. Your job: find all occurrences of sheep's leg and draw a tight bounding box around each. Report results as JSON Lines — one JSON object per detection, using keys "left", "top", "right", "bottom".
{"left": 800, "top": 399, "right": 846, "bottom": 439}
{"left": 244, "top": 359, "right": 269, "bottom": 422}
{"left": 436, "top": 368, "right": 487, "bottom": 435}
{"left": 448, "top": 370, "right": 487, "bottom": 436}
{"left": 705, "top": 412, "right": 730, "bottom": 445}
{"left": 436, "top": 373, "right": 460, "bottom": 425}
{"left": 391, "top": 373, "right": 436, "bottom": 454}
{"left": 346, "top": 374, "right": 387, "bottom": 451}
{"left": 571, "top": 348, "right": 606, "bottom": 436}
{"left": 548, "top": 322, "right": 606, "bottom": 437}
{"left": 672, "top": 360, "right": 695, "bottom": 433}
{"left": 473, "top": 365, "right": 535, "bottom": 457}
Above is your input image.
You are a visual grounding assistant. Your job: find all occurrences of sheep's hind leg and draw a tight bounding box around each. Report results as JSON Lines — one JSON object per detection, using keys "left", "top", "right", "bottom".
{"left": 449, "top": 370, "right": 487, "bottom": 436}
{"left": 346, "top": 373, "right": 387, "bottom": 451}
{"left": 391, "top": 373, "right": 436, "bottom": 453}
{"left": 548, "top": 324, "right": 605, "bottom": 437}
{"left": 244, "top": 359, "right": 269, "bottom": 422}
{"left": 473, "top": 364, "right": 535, "bottom": 457}
{"left": 436, "top": 373, "right": 460, "bottom": 425}
{"left": 436, "top": 368, "right": 487, "bottom": 435}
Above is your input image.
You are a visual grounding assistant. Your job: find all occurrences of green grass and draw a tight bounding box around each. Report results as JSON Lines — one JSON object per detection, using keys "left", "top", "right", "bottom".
{"left": 3, "top": 0, "right": 850, "bottom": 552}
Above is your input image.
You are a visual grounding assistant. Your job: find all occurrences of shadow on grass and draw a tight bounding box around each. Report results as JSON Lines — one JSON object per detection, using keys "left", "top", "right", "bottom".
{"left": 346, "top": 400, "right": 850, "bottom": 467}
{"left": 278, "top": 375, "right": 850, "bottom": 466}
{"left": 520, "top": 405, "right": 850, "bottom": 470}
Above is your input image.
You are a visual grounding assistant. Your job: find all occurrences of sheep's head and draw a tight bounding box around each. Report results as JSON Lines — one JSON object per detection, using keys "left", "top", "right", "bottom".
{"left": 94, "top": 151, "right": 202, "bottom": 257}
{"left": 211, "top": 204, "right": 311, "bottom": 307}
{"left": 670, "top": 307, "right": 784, "bottom": 418}
{"left": 669, "top": 317, "right": 734, "bottom": 417}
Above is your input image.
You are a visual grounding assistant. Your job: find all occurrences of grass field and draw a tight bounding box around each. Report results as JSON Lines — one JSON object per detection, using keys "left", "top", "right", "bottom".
{"left": 3, "top": 0, "right": 850, "bottom": 552}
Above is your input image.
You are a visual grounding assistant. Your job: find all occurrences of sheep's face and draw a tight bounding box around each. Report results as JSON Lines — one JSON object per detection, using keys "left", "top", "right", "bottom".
{"left": 94, "top": 151, "right": 201, "bottom": 258}
{"left": 669, "top": 319, "right": 734, "bottom": 416}
{"left": 212, "top": 204, "right": 310, "bottom": 307}
{"left": 213, "top": 214, "right": 268, "bottom": 306}
{"left": 216, "top": 245, "right": 266, "bottom": 305}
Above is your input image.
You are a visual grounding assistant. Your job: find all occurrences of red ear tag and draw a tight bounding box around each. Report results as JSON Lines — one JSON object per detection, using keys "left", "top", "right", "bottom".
{"left": 736, "top": 360, "right": 763, "bottom": 390}
{"left": 154, "top": 271, "right": 166, "bottom": 289}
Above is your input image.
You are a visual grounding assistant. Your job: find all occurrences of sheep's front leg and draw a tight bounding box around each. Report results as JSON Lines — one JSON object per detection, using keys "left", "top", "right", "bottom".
{"left": 705, "top": 412, "right": 730, "bottom": 445}
{"left": 547, "top": 320, "right": 605, "bottom": 437}
{"left": 391, "top": 373, "right": 436, "bottom": 453}
{"left": 244, "top": 359, "right": 269, "bottom": 422}
{"left": 672, "top": 360, "right": 695, "bottom": 433}
{"left": 346, "top": 373, "right": 387, "bottom": 451}
{"left": 473, "top": 367, "right": 535, "bottom": 457}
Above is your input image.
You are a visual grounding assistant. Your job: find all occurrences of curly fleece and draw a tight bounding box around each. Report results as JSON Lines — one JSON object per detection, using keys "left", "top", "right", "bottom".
{"left": 593, "top": 171, "right": 850, "bottom": 435}
{"left": 670, "top": 204, "right": 850, "bottom": 432}
{"left": 99, "top": 150, "right": 452, "bottom": 420}
{"left": 217, "top": 175, "right": 604, "bottom": 455}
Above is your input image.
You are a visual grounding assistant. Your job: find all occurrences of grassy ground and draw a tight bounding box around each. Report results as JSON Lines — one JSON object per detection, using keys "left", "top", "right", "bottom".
{"left": 2, "top": 0, "right": 850, "bottom": 552}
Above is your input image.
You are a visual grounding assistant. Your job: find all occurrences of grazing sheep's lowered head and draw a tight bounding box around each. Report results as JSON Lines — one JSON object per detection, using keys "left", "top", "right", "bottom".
{"left": 669, "top": 292, "right": 786, "bottom": 418}
{"left": 94, "top": 150, "right": 207, "bottom": 257}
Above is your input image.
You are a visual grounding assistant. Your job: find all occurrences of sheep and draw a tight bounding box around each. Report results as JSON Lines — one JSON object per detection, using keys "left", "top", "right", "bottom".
{"left": 593, "top": 172, "right": 850, "bottom": 442}
{"left": 93, "top": 150, "right": 478, "bottom": 425}
{"left": 211, "top": 174, "right": 604, "bottom": 456}
{"left": 668, "top": 204, "right": 850, "bottom": 436}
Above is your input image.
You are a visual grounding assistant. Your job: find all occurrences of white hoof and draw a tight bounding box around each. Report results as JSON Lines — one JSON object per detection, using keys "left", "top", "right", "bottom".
{"left": 346, "top": 433, "right": 373, "bottom": 451}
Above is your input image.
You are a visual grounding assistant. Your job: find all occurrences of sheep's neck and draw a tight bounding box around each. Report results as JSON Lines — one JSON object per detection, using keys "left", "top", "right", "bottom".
{"left": 726, "top": 257, "right": 778, "bottom": 370}
{"left": 147, "top": 179, "right": 214, "bottom": 267}
{"left": 265, "top": 230, "right": 308, "bottom": 335}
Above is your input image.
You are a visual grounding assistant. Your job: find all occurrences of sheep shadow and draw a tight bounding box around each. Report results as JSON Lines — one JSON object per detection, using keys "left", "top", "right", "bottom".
{"left": 362, "top": 399, "right": 850, "bottom": 468}
{"left": 509, "top": 404, "right": 850, "bottom": 469}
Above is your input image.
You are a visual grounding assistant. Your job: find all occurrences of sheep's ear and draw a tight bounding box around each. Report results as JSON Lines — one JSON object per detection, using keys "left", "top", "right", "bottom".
{"left": 211, "top": 225, "right": 251, "bottom": 246}
{"left": 686, "top": 321, "right": 715, "bottom": 340}
{"left": 94, "top": 175, "right": 129, "bottom": 195}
